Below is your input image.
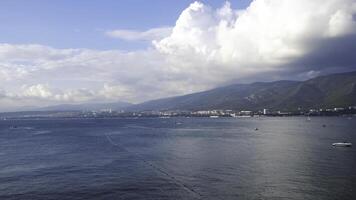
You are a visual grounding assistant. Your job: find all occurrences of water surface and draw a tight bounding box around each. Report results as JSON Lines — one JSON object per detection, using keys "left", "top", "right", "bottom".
{"left": 0, "top": 117, "right": 355, "bottom": 199}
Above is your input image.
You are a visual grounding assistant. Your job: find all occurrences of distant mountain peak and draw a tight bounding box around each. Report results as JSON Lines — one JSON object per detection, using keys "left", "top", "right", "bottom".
{"left": 36, "top": 101, "right": 133, "bottom": 112}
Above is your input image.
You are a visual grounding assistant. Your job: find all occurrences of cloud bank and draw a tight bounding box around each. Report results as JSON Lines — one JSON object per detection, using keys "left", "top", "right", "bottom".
{"left": 0, "top": 0, "right": 355, "bottom": 110}
{"left": 154, "top": 0, "right": 356, "bottom": 77}
{"left": 106, "top": 27, "right": 172, "bottom": 41}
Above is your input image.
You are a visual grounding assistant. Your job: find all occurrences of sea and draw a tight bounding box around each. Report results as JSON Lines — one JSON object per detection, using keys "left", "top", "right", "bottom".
{"left": 0, "top": 117, "right": 355, "bottom": 200}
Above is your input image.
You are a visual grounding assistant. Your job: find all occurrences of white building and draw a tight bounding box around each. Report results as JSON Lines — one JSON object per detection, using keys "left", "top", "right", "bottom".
{"left": 263, "top": 109, "right": 269, "bottom": 115}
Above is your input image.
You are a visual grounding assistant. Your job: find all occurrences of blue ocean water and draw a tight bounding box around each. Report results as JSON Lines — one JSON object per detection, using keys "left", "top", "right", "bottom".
{"left": 0, "top": 117, "right": 355, "bottom": 200}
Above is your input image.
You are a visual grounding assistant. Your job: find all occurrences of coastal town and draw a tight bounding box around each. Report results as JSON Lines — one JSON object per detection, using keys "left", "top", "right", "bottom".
{"left": 1, "top": 106, "right": 356, "bottom": 120}
{"left": 82, "top": 106, "right": 356, "bottom": 118}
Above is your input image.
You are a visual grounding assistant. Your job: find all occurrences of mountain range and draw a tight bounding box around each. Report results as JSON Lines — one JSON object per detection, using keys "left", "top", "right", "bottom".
{"left": 36, "top": 101, "right": 132, "bottom": 112}
{"left": 22, "top": 71, "right": 356, "bottom": 113}
{"left": 127, "top": 71, "right": 356, "bottom": 111}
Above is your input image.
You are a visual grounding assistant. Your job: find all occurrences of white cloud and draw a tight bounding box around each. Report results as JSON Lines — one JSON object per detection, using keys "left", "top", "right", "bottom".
{"left": 327, "top": 9, "right": 356, "bottom": 37}
{"left": 0, "top": 0, "right": 355, "bottom": 110}
{"left": 155, "top": 0, "right": 356, "bottom": 70}
{"left": 22, "top": 84, "right": 53, "bottom": 99}
{"left": 99, "top": 84, "right": 133, "bottom": 100}
{"left": 106, "top": 27, "right": 172, "bottom": 41}
{"left": 11, "top": 84, "right": 95, "bottom": 102}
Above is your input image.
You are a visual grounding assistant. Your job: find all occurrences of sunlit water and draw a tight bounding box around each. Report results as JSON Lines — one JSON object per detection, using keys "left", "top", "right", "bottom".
{"left": 0, "top": 117, "right": 355, "bottom": 200}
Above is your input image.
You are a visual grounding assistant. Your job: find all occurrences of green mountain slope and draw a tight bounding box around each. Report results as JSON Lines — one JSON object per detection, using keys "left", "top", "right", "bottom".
{"left": 130, "top": 71, "right": 356, "bottom": 111}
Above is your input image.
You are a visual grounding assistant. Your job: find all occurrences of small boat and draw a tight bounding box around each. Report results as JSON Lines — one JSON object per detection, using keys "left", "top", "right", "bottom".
{"left": 332, "top": 142, "right": 352, "bottom": 147}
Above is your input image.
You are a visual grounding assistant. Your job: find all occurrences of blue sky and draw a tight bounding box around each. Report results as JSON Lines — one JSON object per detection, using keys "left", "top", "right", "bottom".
{"left": 0, "top": 0, "right": 355, "bottom": 111}
{"left": 0, "top": 0, "right": 251, "bottom": 50}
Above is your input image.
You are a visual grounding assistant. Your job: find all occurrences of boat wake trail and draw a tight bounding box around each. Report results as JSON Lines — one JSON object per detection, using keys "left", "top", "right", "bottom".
{"left": 104, "top": 133, "right": 205, "bottom": 199}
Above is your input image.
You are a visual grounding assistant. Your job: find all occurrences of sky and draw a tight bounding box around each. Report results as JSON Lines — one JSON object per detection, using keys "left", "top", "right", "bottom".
{"left": 0, "top": 0, "right": 251, "bottom": 50}
{"left": 0, "top": 0, "right": 355, "bottom": 111}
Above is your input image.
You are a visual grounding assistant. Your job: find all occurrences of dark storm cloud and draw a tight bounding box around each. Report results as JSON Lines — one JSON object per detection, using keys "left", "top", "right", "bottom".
{"left": 285, "top": 34, "right": 356, "bottom": 78}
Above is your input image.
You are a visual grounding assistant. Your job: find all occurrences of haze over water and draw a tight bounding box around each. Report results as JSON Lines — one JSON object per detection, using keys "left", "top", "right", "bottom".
{"left": 0, "top": 117, "right": 355, "bottom": 199}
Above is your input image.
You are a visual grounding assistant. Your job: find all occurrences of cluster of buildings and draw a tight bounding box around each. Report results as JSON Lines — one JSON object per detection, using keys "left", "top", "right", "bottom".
{"left": 307, "top": 106, "right": 356, "bottom": 116}
{"left": 2, "top": 106, "right": 356, "bottom": 120}
{"left": 77, "top": 105, "right": 356, "bottom": 118}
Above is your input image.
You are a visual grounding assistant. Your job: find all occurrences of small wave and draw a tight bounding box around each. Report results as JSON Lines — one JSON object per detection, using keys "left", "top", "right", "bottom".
{"left": 32, "top": 130, "right": 52, "bottom": 135}
{"left": 9, "top": 126, "right": 35, "bottom": 130}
